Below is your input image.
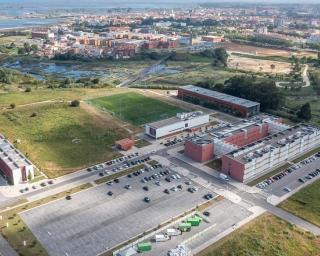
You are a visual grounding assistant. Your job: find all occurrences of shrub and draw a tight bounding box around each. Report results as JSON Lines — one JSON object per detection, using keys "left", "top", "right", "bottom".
{"left": 70, "top": 100, "right": 80, "bottom": 107}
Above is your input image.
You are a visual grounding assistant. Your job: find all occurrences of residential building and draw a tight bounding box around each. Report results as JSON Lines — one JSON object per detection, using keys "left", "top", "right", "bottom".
{"left": 0, "top": 135, "right": 34, "bottom": 185}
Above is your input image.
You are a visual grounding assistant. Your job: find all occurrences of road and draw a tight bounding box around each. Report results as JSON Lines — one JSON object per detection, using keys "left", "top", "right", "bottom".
{"left": 276, "top": 64, "right": 310, "bottom": 88}
{"left": 168, "top": 156, "right": 320, "bottom": 235}
{"left": 117, "top": 55, "right": 170, "bottom": 88}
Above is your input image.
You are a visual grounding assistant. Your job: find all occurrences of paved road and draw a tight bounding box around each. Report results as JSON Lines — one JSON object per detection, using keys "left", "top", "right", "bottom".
{"left": 117, "top": 55, "right": 170, "bottom": 88}
{"left": 170, "top": 156, "right": 320, "bottom": 236}
{"left": 0, "top": 234, "right": 18, "bottom": 256}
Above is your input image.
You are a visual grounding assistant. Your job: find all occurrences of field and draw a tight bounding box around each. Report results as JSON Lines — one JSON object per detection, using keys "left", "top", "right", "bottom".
{"left": 89, "top": 92, "right": 185, "bottom": 126}
{"left": 197, "top": 213, "right": 320, "bottom": 256}
{"left": 228, "top": 54, "right": 292, "bottom": 74}
{"left": 139, "top": 62, "right": 244, "bottom": 88}
{"left": 223, "top": 41, "right": 317, "bottom": 58}
{"left": 0, "top": 102, "right": 129, "bottom": 177}
{"left": 0, "top": 87, "right": 131, "bottom": 107}
{"left": 279, "top": 179, "right": 320, "bottom": 227}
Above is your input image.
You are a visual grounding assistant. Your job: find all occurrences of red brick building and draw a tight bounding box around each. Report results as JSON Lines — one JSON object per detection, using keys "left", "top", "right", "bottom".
{"left": 184, "top": 138, "right": 214, "bottom": 162}
{"left": 223, "top": 123, "right": 269, "bottom": 147}
{"left": 115, "top": 138, "right": 134, "bottom": 151}
{"left": 178, "top": 85, "right": 260, "bottom": 118}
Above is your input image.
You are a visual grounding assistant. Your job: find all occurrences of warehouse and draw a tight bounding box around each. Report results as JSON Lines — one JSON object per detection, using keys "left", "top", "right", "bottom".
{"left": 0, "top": 134, "right": 34, "bottom": 185}
{"left": 145, "top": 111, "right": 209, "bottom": 139}
{"left": 178, "top": 85, "right": 260, "bottom": 118}
{"left": 221, "top": 124, "right": 320, "bottom": 183}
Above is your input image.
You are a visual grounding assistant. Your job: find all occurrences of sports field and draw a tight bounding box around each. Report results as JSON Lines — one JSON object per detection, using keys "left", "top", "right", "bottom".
{"left": 89, "top": 92, "right": 184, "bottom": 125}
{"left": 197, "top": 213, "right": 320, "bottom": 256}
{"left": 0, "top": 102, "right": 128, "bottom": 177}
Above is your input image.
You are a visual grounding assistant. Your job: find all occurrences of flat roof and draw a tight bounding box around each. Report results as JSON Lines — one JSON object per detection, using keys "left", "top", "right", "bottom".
{"left": 0, "top": 135, "right": 33, "bottom": 171}
{"left": 180, "top": 85, "right": 260, "bottom": 109}
{"left": 227, "top": 124, "right": 320, "bottom": 164}
{"left": 147, "top": 111, "right": 208, "bottom": 129}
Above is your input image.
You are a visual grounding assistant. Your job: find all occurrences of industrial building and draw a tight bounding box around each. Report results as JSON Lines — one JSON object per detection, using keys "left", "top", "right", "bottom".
{"left": 221, "top": 124, "right": 320, "bottom": 182}
{"left": 178, "top": 85, "right": 260, "bottom": 118}
{"left": 145, "top": 111, "right": 209, "bottom": 139}
{"left": 0, "top": 134, "right": 34, "bottom": 185}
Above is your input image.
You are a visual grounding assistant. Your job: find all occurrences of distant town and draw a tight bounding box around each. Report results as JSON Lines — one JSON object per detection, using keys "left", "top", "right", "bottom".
{"left": 0, "top": 2, "right": 320, "bottom": 256}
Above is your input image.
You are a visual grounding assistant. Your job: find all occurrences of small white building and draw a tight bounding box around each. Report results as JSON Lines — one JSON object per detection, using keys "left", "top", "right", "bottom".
{"left": 0, "top": 135, "right": 34, "bottom": 185}
{"left": 145, "top": 111, "right": 210, "bottom": 139}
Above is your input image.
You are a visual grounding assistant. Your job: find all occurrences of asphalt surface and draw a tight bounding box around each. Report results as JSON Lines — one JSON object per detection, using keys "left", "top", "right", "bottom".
{"left": 0, "top": 234, "right": 18, "bottom": 256}
{"left": 21, "top": 166, "right": 212, "bottom": 256}
{"left": 264, "top": 156, "right": 320, "bottom": 197}
{"left": 143, "top": 199, "right": 251, "bottom": 256}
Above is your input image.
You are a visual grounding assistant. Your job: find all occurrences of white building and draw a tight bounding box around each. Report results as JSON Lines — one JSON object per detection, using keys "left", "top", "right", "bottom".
{"left": 145, "top": 112, "right": 210, "bottom": 139}
{"left": 0, "top": 135, "right": 34, "bottom": 185}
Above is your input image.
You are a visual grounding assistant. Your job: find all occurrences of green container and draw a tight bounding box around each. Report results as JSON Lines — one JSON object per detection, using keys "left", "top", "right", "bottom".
{"left": 187, "top": 217, "right": 200, "bottom": 226}
{"left": 179, "top": 222, "right": 192, "bottom": 232}
{"left": 137, "top": 242, "right": 152, "bottom": 252}
{"left": 195, "top": 215, "right": 203, "bottom": 223}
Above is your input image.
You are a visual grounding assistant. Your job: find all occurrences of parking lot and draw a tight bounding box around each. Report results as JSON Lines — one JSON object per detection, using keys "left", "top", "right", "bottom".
{"left": 141, "top": 199, "right": 251, "bottom": 256}
{"left": 21, "top": 166, "right": 212, "bottom": 256}
{"left": 261, "top": 152, "right": 320, "bottom": 197}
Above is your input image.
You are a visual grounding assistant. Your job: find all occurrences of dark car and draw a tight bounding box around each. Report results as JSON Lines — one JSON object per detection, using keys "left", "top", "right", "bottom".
{"left": 107, "top": 191, "right": 113, "bottom": 196}
{"left": 144, "top": 197, "right": 151, "bottom": 203}
{"left": 99, "top": 172, "right": 104, "bottom": 177}
{"left": 203, "top": 211, "right": 211, "bottom": 217}
{"left": 165, "top": 177, "right": 171, "bottom": 182}
{"left": 114, "top": 178, "right": 120, "bottom": 183}
{"left": 65, "top": 195, "right": 72, "bottom": 200}
{"left": 48, "top": 180, "right": 54, "bottom": 185}
{"left": 143, "top": 186, "right": 149, "bottom": 191}
{"left": 164, "top": 189, "right": 170, "bottom": 194}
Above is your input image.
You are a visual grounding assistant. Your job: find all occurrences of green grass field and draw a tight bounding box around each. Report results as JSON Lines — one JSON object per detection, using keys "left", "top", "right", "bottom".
{"left": 279, "top": 179, "right": 320, "bottom": 227}
{"left": 0, "top": 102, "right": 128, "bottom": 177}
{"left": 89, "top": 92, "right": 184, "bottom": 126}
{"left": 197, "top": 213, "right": 320, "bottom": 256}
{"left": 0, "top": 88, "right": 128, "bottom": 107}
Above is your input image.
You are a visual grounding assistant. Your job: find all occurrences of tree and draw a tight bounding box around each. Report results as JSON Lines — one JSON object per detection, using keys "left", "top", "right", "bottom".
{"left": 270, "top": 64, "right": 276, "bottom": 72}
{"left": 92, "top": 78, "right": 100, "bottom": 84}
{"left": 70, "top": 100, "right": 80, "bottom": 107}
{"left": 10, "top": 103, "right": 16, "bottom": 109}
{"left": 25, "top": 87, "right": 32, "bottom": 92}
{"left": 297, "top": 103, "right": 312, "bottom": 121}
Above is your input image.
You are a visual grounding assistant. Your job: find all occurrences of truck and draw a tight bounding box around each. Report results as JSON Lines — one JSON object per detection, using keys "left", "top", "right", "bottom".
{"left": 166, "top": 228, "right": 182, "bottom": 236}
{"left": 187, "top": 217, "right": 201, "bottom": 226}
{"left": 178, "top": 222, "right": 192, "bottom": 232}
{"left": 154, "top": 233, "right": 170, "bottom": 242}
{"left": 219, "top": 173, "right": 229, "bottom": 181}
